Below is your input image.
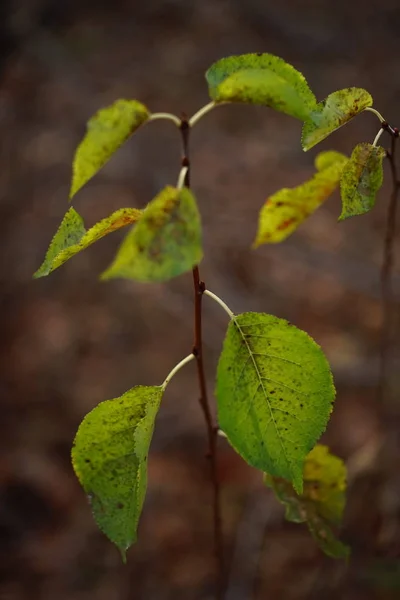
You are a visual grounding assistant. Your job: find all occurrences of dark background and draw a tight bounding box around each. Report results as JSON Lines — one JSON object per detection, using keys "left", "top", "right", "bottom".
{"left": 1, "top": 1, "right": 400, "bottom": 598}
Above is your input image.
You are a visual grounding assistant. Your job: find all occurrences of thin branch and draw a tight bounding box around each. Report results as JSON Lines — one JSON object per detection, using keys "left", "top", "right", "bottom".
{"left": 148, "top": 112, "right": 181, "bottom": 127}
{"left": 161, "top": 353, "right": 195, "bottom": 390}
{"left": 179, "top": 116, "right": 225, "bottom": 599}
{"left": 378, "top": 133, "right": 400, "bottom": 402}
{"left": 204, "top": 289, "right": 235, "bottom": 319}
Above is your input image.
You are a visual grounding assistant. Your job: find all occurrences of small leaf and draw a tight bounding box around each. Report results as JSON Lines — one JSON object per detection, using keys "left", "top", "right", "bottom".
{"left": 206, "top": 53, "right": 317, "bottom": 121}
{"left": 339, "top": 143, "right": 386, "bottom": 220}
{"left": 216, "top": 312, "right": 335, "bottom": 493}
{"left": 302, "top": 88, "right": 373, "bottom": 151}
{"left": 265, "top": 444, "right": 350, "bottom": 559}
{"left": 34, "top": 207, "right": 142, "bottom": 278}
{"left": 101, "top": 185, "right": 202, "bottom": 282}
{"left": 70, "top": 99, "right": 150, "bottom": 198}
{"left": 72, "top": 385, "right": 163, "bottom": 557}
{"left": 254, "top": 150, "right": 347, "bottom": 246}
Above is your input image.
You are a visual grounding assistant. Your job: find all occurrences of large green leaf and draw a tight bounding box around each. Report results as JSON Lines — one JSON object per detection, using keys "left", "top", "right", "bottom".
{"left": 265, "top": 444, "right": 350, "bottom": 559}
{"left": 70, "top": 99, "right": 150, "bottom": 198}
{"left": 206, "top": 53, "right": 317, "bottom": 121}
{"left": 302, "top": 88, "right": 373, "bottom": 151}
{"left": 254, "top": 150, "right": 347, "bottom": 246}
{"left": 72, "top": 385, "right": 163, "bottom": 558}
{"left": 33, "top": 207, "right": 142, "bottom": 278}
{"left": 339, "top": 143, "right": 386, "bottom": 220}
{"left": 216, "top": 312, "right": 335, "bottom": 493}
{"left": 101, "top": 185, "right": 202, "bottom": 282}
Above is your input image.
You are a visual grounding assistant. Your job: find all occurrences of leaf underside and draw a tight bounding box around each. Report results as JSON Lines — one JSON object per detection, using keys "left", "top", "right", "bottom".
{"left": 265, "top": 444, "right": 350, "bottom": 559}
{"left": 302, "top": 88, "right": 373, "bottom": 151}
{"left": 339, "top": 143, "right": 386, "bottom": 220}
{"left": 102, "top": 185, "right": 203, "bottom": 282}
{"left": 72, "top": 385, "right": 163, "bottom": 558}
{"left": 216, "top": 312, "right": 335, "bottom": 493}
{"left": 33, "top": 207, "right": 142, "bottom": 278}
{"left": 70, "top": 99, "right": 150, "bottom": 198}
{"left": 206, "top": 53, "right": 317, "bottom": 121}
{"left": 254, "top": 150, "right": 348, "bottom": 246}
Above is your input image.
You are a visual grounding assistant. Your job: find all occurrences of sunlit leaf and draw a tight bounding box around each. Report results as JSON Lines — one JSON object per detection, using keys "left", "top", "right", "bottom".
{"left": 216, "top": 312, "right": 335, "bottom": 493}
{"left": 265, "top": 444, "right": 350, "bottom": 559}
{"left": 339, "top": 143, "right": 386, "bottom": 220}
{"left": 206, "top": 53, "right": 318, "bottom": 121}
{"left": 254, "top": 150, "right": 347, "bottom": 246}
{"left": 33, "top": 207, "right": 142, "bottom": 278}
{"left": 70, "top": 99, "right": 150, "bottom": 198}
{"left": 101, "top": 185, "right": 202, "bottom": 282}
{"left": 302, "top": 88, "right": 373, "bottom": 151}
{"left": 72, "top": 385, "right": 163, "bottom": 558}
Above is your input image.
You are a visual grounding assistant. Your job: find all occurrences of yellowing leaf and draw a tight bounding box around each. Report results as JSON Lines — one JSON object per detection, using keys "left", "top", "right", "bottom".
{"left": 216, "top": 312, "right": 335, "bottom": 493}
{"left": 70, "top": 99, "right": 150, "bottom": 198}
{"left": 265, "top": 444, "right": 350, "bottom": 559}
{"left": 339, "top": 143, "right": 386, "bottom": 220}
{"left": 254, "top": 151, "right": 347, "bottom": 246}
{"left": 72, "top": 385, "right": 163, "bottom": 558}
{"left": 101, "top": 185, "right": 202, "bottom": 282}
{"left": 302, "top": 88, "right": 373, "bottom": 151}
{"left": 206, "top": 53, "right": 317, "bottom": 121}
{"left": 33, "top": 207, "right": 142, "bottom": 278}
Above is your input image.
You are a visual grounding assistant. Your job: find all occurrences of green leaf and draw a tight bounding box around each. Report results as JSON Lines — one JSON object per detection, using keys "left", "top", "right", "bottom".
{"left": 302, "top": 88, "right": 373, "bottom": 151}
{"left": 254, "top": 150, "right": 347, "bottom": 246}
{"left": 70, "top": 99, "right": 150, "bottom": 198}
{"left": 33, "top": 207, "right": 142, "bottom": 278}
{"left": 101, "top": 185, "right": 202, "bottom": 282}
{"left": 206, "top": 53, "right": 317, "bottom": 121}
{"left": 339, "top": 143, "right": 386, "bottom": 220}
{"left": 216, "top": 312, "right": 335, "bottom": 493}
{"left": 72, "top": 385, "right": 163, "bottom": 558}
{"left": 265, "top": 444, "right": 350, "bottom": 559}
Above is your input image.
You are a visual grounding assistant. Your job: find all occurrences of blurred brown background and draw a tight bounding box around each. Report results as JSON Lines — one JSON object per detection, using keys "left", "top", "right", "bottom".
{"left": 1, "top": 1, "right": 400, "bottom": 598}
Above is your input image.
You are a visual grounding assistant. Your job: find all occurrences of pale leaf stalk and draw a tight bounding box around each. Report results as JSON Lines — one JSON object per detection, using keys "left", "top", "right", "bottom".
{"left": 148, "top": 112, "right": 181, "bottom": 127}
{"left": 177, "top": 166, "right": 189, "bottom": 190}
{"left": 365, "top": 107, "right": 387, "bottom": 124}
{"left": 162, "top": 353, "right": 195, "bottom": 390}
{"left": 204, "top": 289, "right": 235, "bottom": 319}
{"left": 372, "top": 128, "right": 385, "bottom": 147}
{"left": 189, "top": 101, "right": 219, "bottom": 127}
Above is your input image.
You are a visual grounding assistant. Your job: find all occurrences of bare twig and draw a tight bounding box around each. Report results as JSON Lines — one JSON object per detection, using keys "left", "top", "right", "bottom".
{"left": 179, "top": 115, "right": 225, "bottom": 599}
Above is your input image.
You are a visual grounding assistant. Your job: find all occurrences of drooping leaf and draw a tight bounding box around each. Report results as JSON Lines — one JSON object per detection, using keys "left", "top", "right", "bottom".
{"left": 254, "top": 150, "right": 347, "bottom": 246}
{"left": 70, "top": 99, "right": 150, "bottom": 198}
{"left": 72, "top": 385, "right": 163, "bottom": 558}
{"left": 216, "top": 312, "right": 335, "bottom": 493}
{"left": 101, "top": 185, "right": 202, "bottom": 282}
{"left": 339, "top": 143, "right": 386, "bottom": 220}
{"left": 302, "top": 88, "right": 373, "bottom": 151}
{"left": 33, "top": 207, "right": 142, "bottom": 278}
{"left": 206, "top": 53, "right": 318, "bottom": 121}
{"left": 265, "top": 444, "right": 350, "bottom": 559}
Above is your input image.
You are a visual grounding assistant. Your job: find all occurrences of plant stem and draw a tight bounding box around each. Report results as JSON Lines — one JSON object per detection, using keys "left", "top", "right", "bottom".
{"left": 162, "top": 353, "right": 195, "bottom": 390}
{"left": 180, "top": 115, "right": 224, "bottom": 599}
{"left": 189, "top": 101, "right": 217, "bottom": 127}
{"left": 365, "top": 106, "right": 387, "bottom": 124}
{"left": 378, "top": 132, "right": 400, "bottom": 402}
{"left": 372, "top": 127, "right": 385, "bottom": 148}
{"left": 148, "top": 112, "right": 182, "bottom": 127}
{"left": 204, "top": 289, "right": 235, "bottom": 319}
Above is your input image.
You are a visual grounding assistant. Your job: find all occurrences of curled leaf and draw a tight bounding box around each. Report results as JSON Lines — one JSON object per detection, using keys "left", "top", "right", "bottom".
{"left": 34, "top": 207, "right": 142, "bottom": 278}
{"left": 70, "top": 99, "right": 150, "bottom": 198}
{"left": 302, "top": 88, "right": 373, "bottom": 151}
{"left": 254, "top": 150, "right": 347, "bottom": 246}
{"left": 265, "top": 444, "right": 350, "bottom": 559}
{"left": 339, "top": 143, "right": 386, "bottom": 220}
{"left": 216, "top": 312, "right": 335, "bottom": 493}
{"left": 206, "top": 53, "right": 317, "bottom": 121}
{"left": 102, "top": 185, "right": 202, "bottom": 282}
{"left": 72, "top": 385, "right": 163, "bottom": 558}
